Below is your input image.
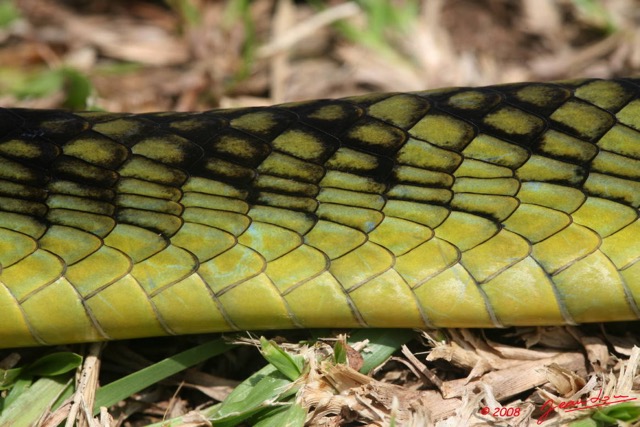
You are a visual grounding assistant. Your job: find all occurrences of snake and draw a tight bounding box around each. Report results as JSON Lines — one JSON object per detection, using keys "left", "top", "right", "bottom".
{"left": 1, "top": 78, "right": 639, "bottom": 349}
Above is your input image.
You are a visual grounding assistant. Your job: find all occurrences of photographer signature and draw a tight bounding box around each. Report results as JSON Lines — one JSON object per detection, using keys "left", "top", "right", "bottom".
{"left": 537, "top": 389, "right": 638, "bottom": 424}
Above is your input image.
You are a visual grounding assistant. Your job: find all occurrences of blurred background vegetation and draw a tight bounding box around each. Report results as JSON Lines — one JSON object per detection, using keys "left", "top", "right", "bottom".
{"left": 1, "top": 0, "right": 639, "bottom": 112}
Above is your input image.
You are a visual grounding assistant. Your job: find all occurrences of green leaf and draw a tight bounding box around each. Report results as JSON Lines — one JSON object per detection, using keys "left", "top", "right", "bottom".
{"left": 0, "top": 0, "right": 20, "bottom": 28}
{"left": 25, "top": 352, "right": 83, "bottom": 377}
{"left": 570, "top": 0, "right": 616, "bottom": 32}
{"left": 164, "top": 0, "right": 201, "bottom": 27}
{"left": 222, "top": 0, "right": 255, "bottom": 84}
{"left": 253, "top": 403, "right": 307, "bottom": 427}
{"left": 93, "top": 338, "right": 234, "bottom": 414}
{"left": 568, "top": 417, "right": 599, "bottom": 427}
{"left": 333, "top": 340, "right": 348, "bottom": 365}
{"left": 13, "top": 69, "right": 63, "bottom": 99}
{"left": 212, "top": 364, "right": 296, "bottom": 427}
{"left": 348, "top": 329, "right": 416, "bottom": 374}
{"left": 0, "top": 367, "right": 24, "bottom": 390}
{"left": 592, "top": 402, "right": 640, "bottom": 423}
{"left": 356, "top": 0, "right": 418, "bottom": 38}
{"left": 60, "top": 68, "right": 93, "bottom": 110}
{"left": 259, "top": 337, "right": 304, "bottom": 382}
{"left": 0, "top": 352, "right": 81, "bottom": 390}
{"left": 9, "top": 67, "right": 93, "bottom": 108}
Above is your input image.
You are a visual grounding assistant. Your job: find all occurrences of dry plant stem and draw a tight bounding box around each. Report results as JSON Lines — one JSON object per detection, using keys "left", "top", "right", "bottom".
{"left": 443, "top": 351, "right": 586, "bottom": 400}
{"left": 180, "top": 369, "right": 239, "bottom": 402}
{"left": 68, "top": 342, "right": 105, "bottom": 427}
{"left": 400, "top": 345, "right": 443, "bottom": 390}
{"left": 257, "top": 2, "right": 361, "bottom": 58}
{"left": 269, "top": 0, "right": 294, "bottom": 104}
{"left": 532, "top": 32, "right": 625, "bottom": 78}
{"left": 38, "top": 378, "right": 75, "bottom": 427}
{"left": 40, "top": 401, "right": 71, "bottom": 427}
{"left": 164, "top": 381, "right": 186, "bottom": 422}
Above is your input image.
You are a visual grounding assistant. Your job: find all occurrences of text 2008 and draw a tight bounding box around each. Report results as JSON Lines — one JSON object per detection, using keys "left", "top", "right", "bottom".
{"left": 480, "top": 406, "right": 521, "bottom": 417}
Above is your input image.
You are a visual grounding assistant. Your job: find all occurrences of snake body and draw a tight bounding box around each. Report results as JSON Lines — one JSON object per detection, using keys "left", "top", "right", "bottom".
{"left": 1, "top": 78, "right": 640, "bottom": 348}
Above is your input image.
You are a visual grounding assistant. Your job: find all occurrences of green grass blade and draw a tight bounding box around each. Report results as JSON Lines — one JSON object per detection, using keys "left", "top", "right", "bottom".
{"left": 93, "top": 338, "right": 234, "bottom": 414}
{"left": 147, "top": 365, "right": 294, "bottom": 427}
{"left": 260, "top": 337, "right": 304, "bottom": 381}
{"left": 0, "top": 375, "right": 73, "bottom": 426}
{"left": 252, "top": 403, "right": 306, "bottom": 427}
{"left": 144, "top": 403, "right": 222, "bottom": 427}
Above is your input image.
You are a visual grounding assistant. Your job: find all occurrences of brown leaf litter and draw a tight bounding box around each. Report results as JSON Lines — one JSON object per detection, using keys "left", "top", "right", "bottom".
{"left": 234, "top": 328, "right": 640, "bottom": 426}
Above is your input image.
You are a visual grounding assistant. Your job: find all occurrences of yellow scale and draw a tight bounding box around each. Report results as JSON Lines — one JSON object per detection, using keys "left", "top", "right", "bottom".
{"left": 0, "top": 78, "right": 639, "bottom": 347}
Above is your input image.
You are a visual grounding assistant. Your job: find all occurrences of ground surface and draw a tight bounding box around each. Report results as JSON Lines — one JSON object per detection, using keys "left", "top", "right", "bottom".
{"left": 1, "top": 1, "right": 640, "bottom": 426}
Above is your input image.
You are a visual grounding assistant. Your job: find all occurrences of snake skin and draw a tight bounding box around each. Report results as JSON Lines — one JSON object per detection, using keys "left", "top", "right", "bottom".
{"left": 1, "top": 78, "right": 640, "bottom": 348}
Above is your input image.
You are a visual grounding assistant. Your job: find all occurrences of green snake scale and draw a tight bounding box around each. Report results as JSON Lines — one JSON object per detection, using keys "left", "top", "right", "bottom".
{"left": 1, "top": 78, "right": 640, "bottom": 348}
